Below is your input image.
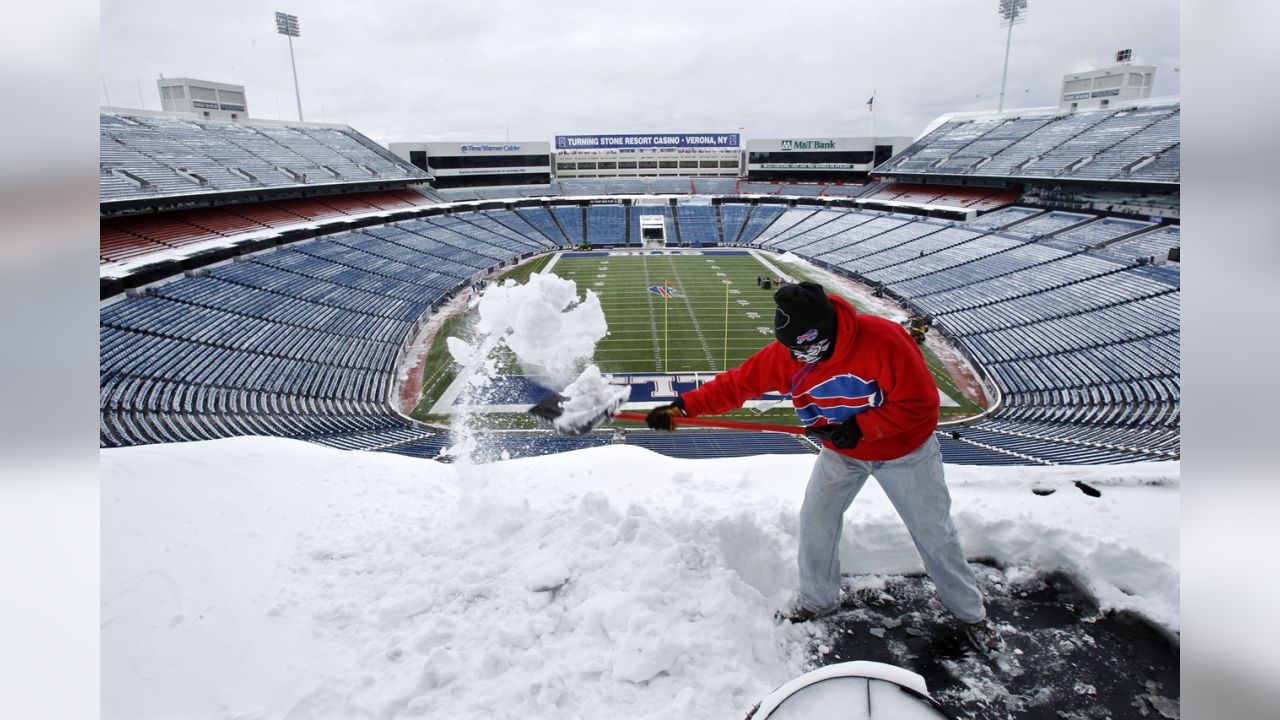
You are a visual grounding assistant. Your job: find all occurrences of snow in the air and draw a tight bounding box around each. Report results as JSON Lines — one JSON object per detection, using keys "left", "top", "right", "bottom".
{"left": 100, "top": 273, "right": 1179, "bottom": 718}
{"left": 442, "top": 272, "right": 618, "bottom": 455}
{"left": 472, "top": 273, "right": 608, "bottom": 386}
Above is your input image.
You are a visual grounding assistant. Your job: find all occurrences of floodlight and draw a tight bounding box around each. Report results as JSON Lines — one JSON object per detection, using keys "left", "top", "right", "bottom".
{"left": 275, "top": 12, "right": 300, "bottom": 37}
{"left": 999, "top": 0, "right": 1028, "bottom": 24}
{"left": 997, "top": 0, "right": 1028, "bottom": 112}
{"left": 275, "top": 12, "right": 304, "bottom": 121}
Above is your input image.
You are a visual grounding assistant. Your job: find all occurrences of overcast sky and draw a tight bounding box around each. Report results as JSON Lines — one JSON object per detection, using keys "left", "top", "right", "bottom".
{"left": 100, "top": 0, "right": 1179, "bottom": 146}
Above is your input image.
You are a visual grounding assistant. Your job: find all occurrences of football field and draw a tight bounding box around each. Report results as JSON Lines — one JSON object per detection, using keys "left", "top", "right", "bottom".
{"left": 548, "top": 250, "right": 781, "bottom": 374}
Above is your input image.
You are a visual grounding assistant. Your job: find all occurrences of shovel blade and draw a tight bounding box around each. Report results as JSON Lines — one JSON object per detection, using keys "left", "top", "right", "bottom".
{"left": 528, "top": 392, "right": 569, "bottom": 424}
{"left": 527, "top": 392, "right": 618, "bottom": 436}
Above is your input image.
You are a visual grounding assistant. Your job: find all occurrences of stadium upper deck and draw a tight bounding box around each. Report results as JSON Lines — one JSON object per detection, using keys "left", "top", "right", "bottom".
{"left": 875, "top": 98, "right": 1179, "bottom": 185}
{"left": 99, "top": 110, "right": 429, "bottom": 208}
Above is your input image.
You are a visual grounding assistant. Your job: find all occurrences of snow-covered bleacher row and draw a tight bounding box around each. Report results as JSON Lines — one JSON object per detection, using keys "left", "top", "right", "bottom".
{"left": 587, "top": 205, "right": 626, "bottom": 246}
{"left": 750, "top": 205, "right": 1179, "bottom": 463}
{"left": 877, "top": 100, "right": 1179, "bottom": 184}
{"left": 484, "top": 203, "right": 784, "bottom": 249}
{"left": 100, "top": 189, "right": 429, "bottom": 264}
{"left": 100, "top": 111, "right": 428, "bottom": 203}
{"left": 99, "top": 210, "right": 569, "bottom": 448}
{"left": 675, "top": 205, "right": 718, "bottom": 247}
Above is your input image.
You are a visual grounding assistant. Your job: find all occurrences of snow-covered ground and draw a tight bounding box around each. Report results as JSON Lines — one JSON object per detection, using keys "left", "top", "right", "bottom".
{"left": 101, "top": 438, "right": 1178, "bottom": 719}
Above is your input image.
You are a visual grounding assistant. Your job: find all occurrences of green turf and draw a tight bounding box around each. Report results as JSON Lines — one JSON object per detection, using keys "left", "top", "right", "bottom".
{"left": 496, "top": 253, "right": 555, "bottom": 284}
{"left": 414, "top": 249, "right": 986, "bottom": 424}
{"left": 551, "top": 253, "right": 780, "bottom": 374}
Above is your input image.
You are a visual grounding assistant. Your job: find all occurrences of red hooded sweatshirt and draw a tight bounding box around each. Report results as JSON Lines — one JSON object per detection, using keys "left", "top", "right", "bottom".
{"left": 680, "top": 295, "right": 939, "bottom": 461}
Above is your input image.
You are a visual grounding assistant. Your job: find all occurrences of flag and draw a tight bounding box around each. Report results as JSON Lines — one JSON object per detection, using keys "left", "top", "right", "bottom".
{"left": 866, "top": 95, "right": 875, "bottom": 111}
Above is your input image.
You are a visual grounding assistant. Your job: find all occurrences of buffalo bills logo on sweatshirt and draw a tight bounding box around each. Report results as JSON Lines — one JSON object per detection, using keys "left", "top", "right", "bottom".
{"left": 793, "top": 373, "right": 883, "bottom": 426}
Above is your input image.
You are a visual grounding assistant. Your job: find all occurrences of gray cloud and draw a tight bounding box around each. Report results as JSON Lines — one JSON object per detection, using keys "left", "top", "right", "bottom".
{"left": 101, "top": 0, "right": 1179, "bottom": 145}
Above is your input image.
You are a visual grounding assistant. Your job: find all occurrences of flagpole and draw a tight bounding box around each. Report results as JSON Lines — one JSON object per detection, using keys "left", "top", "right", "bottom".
{"left": 869, "top": 90, "right": 876, "bottom": 138}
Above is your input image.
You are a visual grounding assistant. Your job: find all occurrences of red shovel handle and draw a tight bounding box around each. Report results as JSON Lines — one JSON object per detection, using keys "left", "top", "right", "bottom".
{"left": 613, "top": 411, "right": 811, "bottom": 435}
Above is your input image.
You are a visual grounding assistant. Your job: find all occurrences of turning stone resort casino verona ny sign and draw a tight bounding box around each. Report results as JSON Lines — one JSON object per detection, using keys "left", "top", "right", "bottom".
{"left": 554, "top": 133, "right": 741, "bottom": 150}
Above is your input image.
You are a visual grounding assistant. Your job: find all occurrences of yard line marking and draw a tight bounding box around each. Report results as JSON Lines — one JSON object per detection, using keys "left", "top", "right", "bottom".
{"left": 638, "top": 254, "right": 664, "bottom": 371}
{"left": 665, "top": 257, "right": 718, "bottom": 370}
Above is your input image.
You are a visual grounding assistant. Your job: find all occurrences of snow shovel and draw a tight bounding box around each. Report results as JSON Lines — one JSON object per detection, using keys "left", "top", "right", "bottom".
{"left": 528, "top": 391, "right": 836, "bottom": 440}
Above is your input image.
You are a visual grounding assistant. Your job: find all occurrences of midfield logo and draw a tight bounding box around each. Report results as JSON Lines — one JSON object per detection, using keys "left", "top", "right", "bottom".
{"left": 647, "top": 285, "right": 682, "bottom": 299}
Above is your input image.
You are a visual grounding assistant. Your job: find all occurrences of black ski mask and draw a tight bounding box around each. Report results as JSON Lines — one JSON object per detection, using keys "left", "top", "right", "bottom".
{"left": 773, "top": 282, "right": 837, "bottom": 363}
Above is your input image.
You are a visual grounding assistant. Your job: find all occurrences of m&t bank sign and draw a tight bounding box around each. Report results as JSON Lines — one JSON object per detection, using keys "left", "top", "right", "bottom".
{"left": 780, "top": 139, "right": 838, "bottom": 151}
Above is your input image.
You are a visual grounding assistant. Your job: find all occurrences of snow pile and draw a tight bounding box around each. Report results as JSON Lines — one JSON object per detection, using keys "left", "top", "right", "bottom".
{"left": 102, "top": 440, "right": 809, "bottom": 719}
{"left": 948, "top": 465, "right": 1182, "bottom": 632}
{"left": 101, "top": 439, "right": 1179, "bottom": 720}
{"left": 474, "top": 273, "right": 608, "bottom": 386}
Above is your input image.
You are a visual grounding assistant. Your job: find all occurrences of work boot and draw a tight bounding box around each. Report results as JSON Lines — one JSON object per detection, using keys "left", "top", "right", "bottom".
{"left": 963, "top": 617, "right": 1005, "bottom": 654}
{"left": 774, "top": 603, "right": 837, "bottom": 624}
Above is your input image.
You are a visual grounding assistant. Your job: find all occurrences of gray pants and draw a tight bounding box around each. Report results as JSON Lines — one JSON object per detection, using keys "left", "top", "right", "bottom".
{"left": 798, "top": 435, "right": 986, "bottom": 623}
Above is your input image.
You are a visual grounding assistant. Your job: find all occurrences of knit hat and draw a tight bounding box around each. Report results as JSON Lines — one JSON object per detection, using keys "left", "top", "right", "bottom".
{"left": 773, "top": 282, "right": 836, "bottom": 360}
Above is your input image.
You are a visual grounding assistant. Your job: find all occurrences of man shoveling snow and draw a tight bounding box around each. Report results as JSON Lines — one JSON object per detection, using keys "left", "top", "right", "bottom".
{"left": 517, "top": 276, "right": 1000, "bottom": 652}
{"left": 644, "top": 282, "right": 1002, "bottom": 653}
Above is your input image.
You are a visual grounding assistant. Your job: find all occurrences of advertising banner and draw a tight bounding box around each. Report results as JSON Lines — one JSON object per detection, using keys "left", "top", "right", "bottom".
{"left": 756, "top": 163, "right": 860, "bottom": 170}
{"left": 555, "top": 133, "right": 741, "bottom": 150}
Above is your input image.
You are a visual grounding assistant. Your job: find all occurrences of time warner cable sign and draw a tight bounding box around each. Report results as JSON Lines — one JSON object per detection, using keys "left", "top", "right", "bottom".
{"left": 555, "top": 133, "right": 741, "bottom": 150}
{"left": 459, "top": 144, "right": 524, "bottom": 153}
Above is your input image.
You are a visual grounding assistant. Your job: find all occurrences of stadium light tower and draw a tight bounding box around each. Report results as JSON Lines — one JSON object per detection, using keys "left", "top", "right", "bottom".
{"left": 275, "top": 11, "right": 304, "bottom": 121}
{"left": 997, "top": 0, "right": 1028, "bottom": 113}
